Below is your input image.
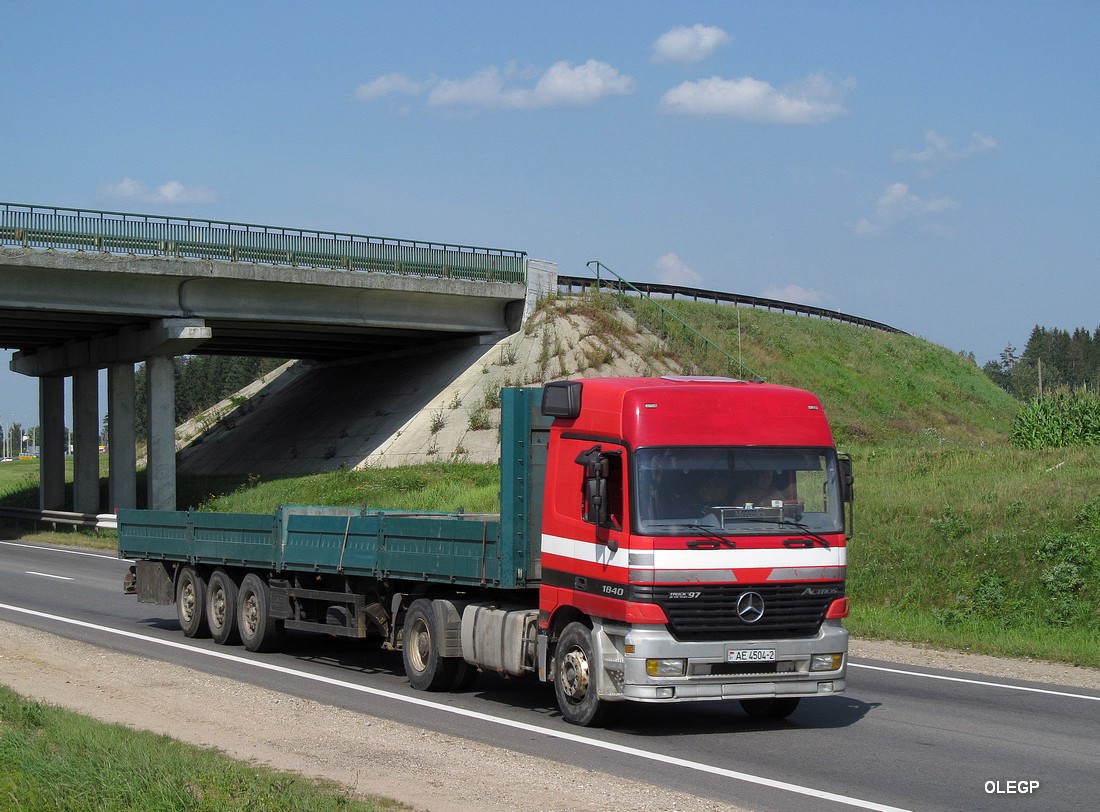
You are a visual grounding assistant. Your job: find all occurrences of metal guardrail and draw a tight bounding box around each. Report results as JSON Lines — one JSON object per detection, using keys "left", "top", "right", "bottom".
{"left": 0, "top": 506, "right": 117, "bottom": 531}
{"left": 558, "top": 273, "right": 907, "bottom": 335}
{"left": 0, "top": 202, "right": 527, "bottom": 284}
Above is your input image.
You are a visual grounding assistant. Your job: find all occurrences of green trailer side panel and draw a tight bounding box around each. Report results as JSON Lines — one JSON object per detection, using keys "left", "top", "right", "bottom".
{"left": 118, "top": 509, "right": 276, "bottom": 566}
{"left": 118, "top": 509, "right": 191, "bottom": 562}
{"left": 190, "top": 512, "right": 277, "bottom": 567}
{"left": 280, "top": 508, "right": 382, "bottom": 574}
{"left": 375, "top": 514, "right": 502, "bottom": 585}
{"left": 499, "top": 387, "right": 553, "bottom": 587}
{"left": 117, "top": 388, "right": 552, "bottom": 591}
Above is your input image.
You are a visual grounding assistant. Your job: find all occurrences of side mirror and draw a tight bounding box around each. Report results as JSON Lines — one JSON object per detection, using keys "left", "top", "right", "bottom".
{"left": 576, "top": 444, "right": 618, "bottom": 551}
{"left": 838, "top": 453, "right": 854, "bottom": 503}
{"left": 837, "top": 452, "right": 854, "bottom": 539}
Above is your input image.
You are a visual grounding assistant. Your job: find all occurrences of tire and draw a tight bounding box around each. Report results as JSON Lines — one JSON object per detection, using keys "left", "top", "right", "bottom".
{"left": 553, "top": 622, "right": 614, "bottom": 727}
{"left": 175, "top": 566, "right": 210, "bottom": 638}
{"left": 402, "top": 599, "right": 459, "bottom": 691}
{"left": 740, "top": 697, "right": 801, "bottom": 720}
{"left": 206, "top": 569, "right": 240, "bottom": 645}
{"left": 237, "top": 573, "right": 284, "bottom": 653}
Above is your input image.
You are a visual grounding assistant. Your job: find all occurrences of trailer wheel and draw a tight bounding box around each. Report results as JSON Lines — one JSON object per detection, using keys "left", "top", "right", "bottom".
{"left": 176, "top": 566, "right": 210, "bottom": 638}
{"left": 237, "top": 573, "right": 284, "bottom": 653}
{"left": 554, "top": 622, "right": 614, "bottom": 727}
{"left": 740, "top": 697, "right": 800, "bottom": 720}
{"left": 402, "top": 599, "right": 458, "bottom": 691}
{"left": 206, "top": 569, "right": 240, "bottom": 645}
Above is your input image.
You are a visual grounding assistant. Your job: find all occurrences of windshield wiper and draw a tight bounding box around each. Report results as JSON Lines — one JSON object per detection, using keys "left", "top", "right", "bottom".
{"left": 685, "top": 524, "right": 737, "bottom": 549}
{"left": 778, "top": 520, "right": 831, "bottom": 549}
{"left": 726, "top": 516, "right": 832, "bottom": 549}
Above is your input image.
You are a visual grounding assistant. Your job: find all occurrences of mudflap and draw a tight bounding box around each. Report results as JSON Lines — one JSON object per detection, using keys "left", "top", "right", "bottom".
{"left": 134, "top": 560, "right": 175, "bottom": 605}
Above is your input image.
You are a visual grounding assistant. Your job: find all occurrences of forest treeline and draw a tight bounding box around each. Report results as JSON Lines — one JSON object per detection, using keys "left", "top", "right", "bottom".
{"left": 983, "top": 324, "right": 1100, "bottom": 399}
{"left": 134, "top": 355, "right": 284, "bottom": 441}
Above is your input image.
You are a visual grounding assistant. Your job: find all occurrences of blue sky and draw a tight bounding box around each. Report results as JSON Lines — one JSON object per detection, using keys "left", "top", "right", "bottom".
{"left": 2, "top": 1, "right": 1098, "bottom": 429}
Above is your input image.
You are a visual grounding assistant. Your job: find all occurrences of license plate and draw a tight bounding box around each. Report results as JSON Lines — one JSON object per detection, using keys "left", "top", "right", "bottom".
{"left": 728, "top": 648, "right": 777, "bottom": 663}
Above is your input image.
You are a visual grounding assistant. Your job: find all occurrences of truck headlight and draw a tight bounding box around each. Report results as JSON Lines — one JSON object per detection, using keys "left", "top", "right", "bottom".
{"left": 646, "top": 658, "right": 687, "bottom": 677}
{"left": 811, "top": 653, "right": 843, "bottom": 672}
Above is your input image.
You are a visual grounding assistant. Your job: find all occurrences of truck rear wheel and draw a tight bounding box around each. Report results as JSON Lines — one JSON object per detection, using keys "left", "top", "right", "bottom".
{"left": 206, "top": 569, "right": 240, "bottom": 645}
{"left": 237, "top": 573, "right": 283, "bottom": 653}
{"left": 740, "top": 697, "right": 800, "bottom": 720}
{"left": 176, "top": 566, "right": 210, "bottom": 638}
{"left": 402, "top": 599, "right": 459, "bottom": 691}
{"left": 554, "top": 622, "right": 614, "bottom": 727}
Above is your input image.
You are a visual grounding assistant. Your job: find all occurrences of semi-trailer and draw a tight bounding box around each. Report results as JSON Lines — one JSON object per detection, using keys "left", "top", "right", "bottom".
{"left": 121, "top": 376, "right": 852, "bottom": 726}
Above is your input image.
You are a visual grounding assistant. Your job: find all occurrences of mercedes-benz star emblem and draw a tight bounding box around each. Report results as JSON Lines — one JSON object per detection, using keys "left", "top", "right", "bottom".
{"left": 736, "top": 591, "right": 765, "bottom": 624}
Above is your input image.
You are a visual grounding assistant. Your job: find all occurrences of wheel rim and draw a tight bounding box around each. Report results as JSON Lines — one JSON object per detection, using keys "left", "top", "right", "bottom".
{"left": 242, "top": 593, "right": 260, "bottom": 637}
{"left": 559, "top": 646, "right": 590, "bottom": 702}
{"left": 180, "top": 580, "right": 196, "bottom": 622}
{"left": 407, "top": 616, "right": 430, "bottom": 673}
{"left": 210, "top": 587, "right": 226, "bottom": 630}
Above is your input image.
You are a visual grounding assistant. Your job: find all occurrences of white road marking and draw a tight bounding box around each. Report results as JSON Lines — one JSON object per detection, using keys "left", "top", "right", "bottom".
{"left": 0, "top": 602, "right": 911, "bottom": 812}
{"left": 25, "top": 571, "right": 73, "bottom": 581}
{"left": 849, "top": 662, "right": 1100, "bottom": 702}
{"left": 0, "top": 540, "right": 127, "bottom": 561}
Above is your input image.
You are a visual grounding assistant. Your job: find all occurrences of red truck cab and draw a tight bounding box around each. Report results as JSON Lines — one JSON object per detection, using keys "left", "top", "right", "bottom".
{"left": 538, "top": 377, "right": 851, "bottom": 725}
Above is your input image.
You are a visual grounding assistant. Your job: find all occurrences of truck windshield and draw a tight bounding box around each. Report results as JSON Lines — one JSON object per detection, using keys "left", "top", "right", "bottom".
{"left": 633, "top": 447, "right": 844, "bottom": 536}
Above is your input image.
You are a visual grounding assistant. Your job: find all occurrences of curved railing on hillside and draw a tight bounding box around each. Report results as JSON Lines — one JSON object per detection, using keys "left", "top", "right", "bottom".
{"left": 0, "top": 202, "right": 527, "bottom": 284}
{"left": 558, "top": 272, "right": 907, "bottom": 335}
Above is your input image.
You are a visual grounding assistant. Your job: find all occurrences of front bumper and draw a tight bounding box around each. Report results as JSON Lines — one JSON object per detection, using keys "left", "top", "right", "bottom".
{"left": 592, "top": 619, "right": 847, "bottom": 703}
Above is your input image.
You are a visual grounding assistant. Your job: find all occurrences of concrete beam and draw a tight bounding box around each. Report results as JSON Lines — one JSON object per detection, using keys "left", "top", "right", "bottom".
{"left": 108, "top": 363, "right": 137, "bottom": 512}
{"left": 145, "top": 354, "right": 176, "bottom": 511}
{"left": 72, "top": 367, "right": 100, "bottom": 514}
{"left": 38, "top": 377, "right": 66, "bottom": 510}
{"left": 11, "top": 318, "right": 212, "bottom": 377}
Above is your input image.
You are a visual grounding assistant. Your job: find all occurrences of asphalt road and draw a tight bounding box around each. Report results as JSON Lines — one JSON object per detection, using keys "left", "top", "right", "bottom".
{"left": 2, "top": 539, "right": 1098, "bottom": 812}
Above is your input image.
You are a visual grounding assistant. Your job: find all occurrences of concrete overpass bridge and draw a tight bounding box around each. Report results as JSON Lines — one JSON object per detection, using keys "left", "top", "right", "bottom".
{"left": 1, "top": 202, "right": 547, "bottom": 514}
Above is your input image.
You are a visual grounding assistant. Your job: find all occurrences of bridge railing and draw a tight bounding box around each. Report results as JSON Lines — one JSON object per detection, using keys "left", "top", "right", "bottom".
{"left": 0, "top": 202, "right": 527, "bottom": 284}
{"left": 557, "top": 273, "right": 906, "bottom": 335}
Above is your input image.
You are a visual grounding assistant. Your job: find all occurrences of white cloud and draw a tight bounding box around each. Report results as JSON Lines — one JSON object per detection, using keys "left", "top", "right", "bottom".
{"left": 853, "top": 182, "right": 959, "bottom": 237}
{"left": 893, "top": 130, "right": 998, "bottom": 164}
{"left": 762, "top": 284, "right": 826, "bottom": 306}
{"left": 102, "top": 177, "right": 215, "bottom": 205}
{"left": 355, "top": 72, "right": 432, "bottom": 100}
{"left": 427, "top": 60, "right": 633, "bottom": 109}
{"left": 656, "top": 253, "right": 703, "bottom": 286}
{"left": 653, "top": 24, "right": 731, "bottom": 64}
{"left": 660, "top": 73, "right": 851, "bottom": 123}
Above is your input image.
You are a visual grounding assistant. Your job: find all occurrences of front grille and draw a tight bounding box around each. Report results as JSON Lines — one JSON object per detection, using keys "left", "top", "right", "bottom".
{"left": 633, "top": 581, "right": 843, "bottom": 642}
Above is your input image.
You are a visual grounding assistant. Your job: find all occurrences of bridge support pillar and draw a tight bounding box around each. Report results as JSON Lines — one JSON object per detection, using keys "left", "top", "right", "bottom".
{"left": 108, "top": 363, "right": 137, "bottom": 512}
{"left": 146, "top": 355, "right": 176, "bottom": 512}
{"left": 72, "top": 367, "right": 100, "bottom": 514}
{"left": 38, "top": 376, "right": 66, "bottom": 511}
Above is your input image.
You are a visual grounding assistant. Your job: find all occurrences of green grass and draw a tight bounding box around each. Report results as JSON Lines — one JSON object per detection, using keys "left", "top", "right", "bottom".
{"left": 0, "top": 685, "right": 407, "bottom": 812}
{"left": 849, "top": 442, "right": 1100, "bottom": 666}
{"left": 194, "top": 463, "right": 502, "bottom": 515}
{"left": 0, "top": 457, "right": 48, "bottom": 504}
{"left": 647, "top": 299, "right": 1021, "bottom": 446}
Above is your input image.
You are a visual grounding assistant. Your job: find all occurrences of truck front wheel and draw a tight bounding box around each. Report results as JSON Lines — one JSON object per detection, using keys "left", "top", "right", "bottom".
{"left": 554, "top": 622, "right": 614, "bottom": 727}
{"left": 176, "top": 566, "right": 209, "bottom": 639}
{"left": 206, "top": 569, "right": 240, "bottom": 645}
{"left": 237, "top": 573, "right": 283, "bottom": 653}
{"left": 402, "top": 599, "right": 459, "bottom": 691}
